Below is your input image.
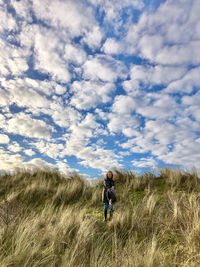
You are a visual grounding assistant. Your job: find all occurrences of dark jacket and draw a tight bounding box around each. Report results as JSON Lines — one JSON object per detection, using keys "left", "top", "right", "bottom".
{"left": 102, "top": 178, "right": 116, "bottom": 203}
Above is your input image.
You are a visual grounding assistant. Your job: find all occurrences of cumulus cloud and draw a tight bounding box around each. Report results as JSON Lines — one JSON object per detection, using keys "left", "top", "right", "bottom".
{"left": 23, "top": 158, "right": 55, "bottom": 170}
{"left": 107, "top": 94, "right": 142, "bottom": 137}
{"left": 108, "top": 112, "right": 140, "bottom": 137}
{"left": 102, "top": 38, "right": 123, "bottom": 55}
{"left": 55, "top": 161, "right": 78, "bottom": 175}
{"left": 48, "top": 103, "right": 82, "bottom": 128}
{"left": 0, "top": 147, "right": 61, "bottom": 172}
{"left": 1, "top": 78, "right": 50, "bottom": 112}
{"left": 159, "top": 140, "right": 200, "bottom": 168}
{"left": 8, "top": 142, "right": 22, "bottom": 153}
{"left": 0, "top": 148, "right": 24, "bottom": 172}
{"left": 164, "top": 67, "right": 200, "bottom": 94}
{"left": 2, "top": 113, "right": 52, "bottom": 139}
{"left": 132, "top": 157, "right": 157, "bottom": 168}
{"left": 32, "top": 0, "right": 95, "bottom": 37}
{"left": 129, "top": 64, "right": 186, "bottom": 88}
{"left": 137, "top": 93, "right": 178, "bottom": 120}
{"left": 82, "top": 54, "right": 127, "bottom": 82}
{"left": 0, "top": 134, "right": 10, "bottom": 144}
{"left": 32, "top": 140, "right": 64, "bottom": 159}
{"left": 182, "top": 91, "right": 200, "bottom": 122}
{"left": 79, "top": 148, "right": 123, "bottom": 171}
{"left": 70, "top": 80, "right": 115, "bottom": 110}
{"left": 64, "top": 44, "right": 87, "bottom": 66}
{"left": 33, "top": 27, "right": 71, "bottom": 83}
{"left": 0, "top": 39, "right": 29, "bottom": 77}
{"left": 24, "top": 149, "right": 36, "bottom": 156}
{"left": 0, "top": 3, "right": 17, "bottom": 33}
{"left": 111, "top": 95, "right": 137, "bottom": 114}
{"left": 82, "top": 26, "right": 104, "bottom": 50}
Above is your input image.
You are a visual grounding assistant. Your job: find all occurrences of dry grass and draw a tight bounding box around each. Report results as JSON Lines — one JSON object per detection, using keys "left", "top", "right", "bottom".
{"left": 0, "top": 167, "right": 200, "bottom": 266}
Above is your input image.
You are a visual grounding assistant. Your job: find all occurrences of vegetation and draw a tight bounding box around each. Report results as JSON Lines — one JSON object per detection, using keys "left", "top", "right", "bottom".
{"left": 0, "top": 167, "right": 200, "bottom": 266}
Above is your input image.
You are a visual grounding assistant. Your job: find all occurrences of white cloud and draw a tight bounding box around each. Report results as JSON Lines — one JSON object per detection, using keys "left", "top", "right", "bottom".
{"left": 123, "top": 64, "right": 187, "bottom": 95}
{"left": 159, "top": 141, "right": 200, "bottom": 168}
{"left": 95, "top": 108, "right": 110, "bottom": 121}
{"left": 64, "top": 44, "right": 87, "bottom": 66}
{"left": 24, "top": 149, "right": 36, "bottom": 156}
{"left": 164, "top": 67, "right": 200, "bottom": 94}
{"left": 33, "top": 27, "right": 71, "bottom": 83}
{"left": 18, "top": 23, "right": 37, "bottom": 49}
{"left": 102, "top": 38, "right": 122, "bottom": 55}
{"left": 70, "top": 80, "right": 115, "bottom": 110}
{"left": 32, "top": 0, "right": 95, "bottom": 37}
{"left": 24, "top": 78, "right": 53, "bottom": 96}
{"left": 0, "top": 39, "right": 29, "bottom": 77}
{"left": 108, "top": 112, "right": 140, "bottom": 137}
{"left": 32, "top": 140, "right": 64, "bottom": 159}
{"left": 54, "top": 84, "right": 66, "bottom": 95}
{"left": 79, "top": 148, "right": 123, "bottom": 171}
{"left": 111, "top": 95, "right": 137, "bottom": 114}
{"left": 0, "top": 87, "right": 11, "bottom": 107}
{"left": 23, "top": 158, "right": 55, "bottom": 170}
{"left": 1, "top": 78, "right": 50, "bottom": 111}
{"left": 133, "top": 64, "right": 186, "bottom": 86}
{"left": 182, "top": 91, "right": 200, "bottom": 122}
{"left": 8, "top": 142, "right": 22, "bottom": 153}
{"left": 0, "top": 134, "right": 9, "bottom": 144}
{"left": 0, "top": 114, "right": 6, "bottom": 126}
{"left": 0, "top": 4, "right": 17, "bottom": 33}
{"left": 0, "top": 147, "right": 62, "bottom": 172}
{"left": 155, "top": 41, "right": 200, "bottom": 66}
{"left": 137, "top": 93, "right": 178, "bottom": 120}
{"left": 0, "top": 148, "right": 24, "bottom": 172}
{"left": 55, "top": 161, "right": 78, "bottom": 175}
{"left": 82, "top": 26, "right": 104, "bottom": 50}
{"left": 48, "top": 103, "right": 83, "bottom": 128}
{"left": 82, "top": 54, "right": 127, "bottom": 82}
{"left": 132, "top": 157, "right": 157, "bottom": 168}
{"left": 139, "top": 34, "right": 163, "bottom": 62}
{"left": 2, "top": 113, "right": 52, "bottom": 139}
{"left": 69, "top": 113, "right": 99, "bottom": 140}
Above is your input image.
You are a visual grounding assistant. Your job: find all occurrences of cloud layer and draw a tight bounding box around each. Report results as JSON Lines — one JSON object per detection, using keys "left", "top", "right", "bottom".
{"left": 0, "top": 0, "right": 200, "bottom": 177}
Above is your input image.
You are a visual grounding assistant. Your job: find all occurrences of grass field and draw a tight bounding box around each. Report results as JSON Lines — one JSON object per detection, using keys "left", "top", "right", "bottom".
{"left": 0, "top": 167, "right": 200, "bottom": 266}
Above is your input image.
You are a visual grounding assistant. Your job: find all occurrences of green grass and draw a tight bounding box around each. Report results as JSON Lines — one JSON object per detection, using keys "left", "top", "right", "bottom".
{"left": 0, "top": 168, "right": 200, "bottom": 266}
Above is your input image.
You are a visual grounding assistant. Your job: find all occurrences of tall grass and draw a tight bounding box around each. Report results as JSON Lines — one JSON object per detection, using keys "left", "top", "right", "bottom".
{"left": 0, "top": 168, "right": 200, "bottom": 266}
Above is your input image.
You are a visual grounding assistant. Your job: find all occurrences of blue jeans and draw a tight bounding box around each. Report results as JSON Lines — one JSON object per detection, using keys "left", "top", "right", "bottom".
{"left": 104, "top": 202, "right": 114, "bottom": 211}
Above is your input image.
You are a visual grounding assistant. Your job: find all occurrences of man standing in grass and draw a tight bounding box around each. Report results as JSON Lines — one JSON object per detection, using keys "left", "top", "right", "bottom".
{"left": 102, "top": 170, "right": 116, "bottom": 222}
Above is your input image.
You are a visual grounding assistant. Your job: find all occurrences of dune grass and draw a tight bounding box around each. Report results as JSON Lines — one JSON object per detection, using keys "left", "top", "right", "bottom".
{"left": 0, "top": 168, "right": 200, "bottom": 266}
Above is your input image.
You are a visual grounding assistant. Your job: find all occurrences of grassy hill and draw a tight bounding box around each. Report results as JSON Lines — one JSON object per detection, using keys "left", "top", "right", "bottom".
{"left": 0, "top": 168, "right": 200, "bottom": 266}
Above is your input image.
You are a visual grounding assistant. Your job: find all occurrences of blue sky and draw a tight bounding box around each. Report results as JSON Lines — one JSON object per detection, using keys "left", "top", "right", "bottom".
{"left": 0, "top": 0, "right": 200, "bottom": 179}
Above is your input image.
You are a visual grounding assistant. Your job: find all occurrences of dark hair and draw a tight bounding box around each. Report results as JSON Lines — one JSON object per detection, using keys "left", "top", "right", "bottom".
{"left": 106, "top": 170, "right": 113, "bottom": 179}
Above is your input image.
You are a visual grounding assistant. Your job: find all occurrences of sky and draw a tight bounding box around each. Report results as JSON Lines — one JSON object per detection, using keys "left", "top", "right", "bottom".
{"left": 0, "top": 0, "right": 200, "bottom": 179}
